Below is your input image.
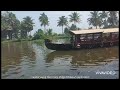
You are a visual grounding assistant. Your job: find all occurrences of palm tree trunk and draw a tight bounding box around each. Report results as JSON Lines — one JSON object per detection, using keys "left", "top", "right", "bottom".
{"left": 25, "top": 31, "right": 27, "bottom": 39}
{"left": 104, "top": 19, "right": 107, "bottom": 28}
{"left": 44, "top": 25, "right": 46, "bottom": 33}
{"left": 8, "top": 31, "right": 12, "bottom": 40}
{"left": 96, "top": 26, "right": 97, "bottom": 29}
{"left": 27, "top": 32, "right": 29, "bottom": 38}
{"left": 62, "top": 26, "right": 63, "bottom": 34}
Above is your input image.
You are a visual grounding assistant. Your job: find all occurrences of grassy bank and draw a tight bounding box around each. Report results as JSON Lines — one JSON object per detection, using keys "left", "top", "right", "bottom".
{"left": 1, "top": 35, "right": 71, "bottom": 44}
{"left": 33, "top": 39, "right": 44, "bottom": 43}
{"left": 1, "top": 39, "right": 32, "bottom": 43}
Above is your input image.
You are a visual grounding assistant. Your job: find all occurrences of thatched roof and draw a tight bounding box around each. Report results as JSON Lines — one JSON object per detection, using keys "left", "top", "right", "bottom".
{"left": 70, "top": 28, "right": 119, "bottom": 35}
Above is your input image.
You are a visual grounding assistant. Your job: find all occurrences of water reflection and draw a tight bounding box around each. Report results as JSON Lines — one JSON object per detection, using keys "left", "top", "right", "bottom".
{"left": 1, "top": 41, "right": 36, "bottom": 78}
{"left": 46, "top": 47, "right": 119, "bottom": 67}
{"left": 1, "top": 40, "right": 119, "bottom": 79}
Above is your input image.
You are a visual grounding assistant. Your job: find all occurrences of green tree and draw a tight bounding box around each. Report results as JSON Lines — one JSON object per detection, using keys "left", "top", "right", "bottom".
{"left": 7, "top": 12, "right": 19, "bottom": 39}
{"left": 107, "top": 11, "right": 118, "bottom": 28}
{"left": 87, "top": 11, "right": 102, "bottom": 29}
{"left": 33, "top": 29, "right": 45, "bottom": 40}
{"left": 69, "top": 12, "right": 81, "bottom": 26}
{"left": 1, "top": 13, "right": 9, "bottom": 39}
{"left": 99, "top": 11, "right": 108, "bottom": 28}
{"left": 39, "top": 12, "right": 49, "bottom": 33}
{"left": 70, "top": 24, "right": 77, "bottom": 30}
{"left": 21, "top": 16, "right": 34, "bottom": 39}
{"left": 47, "top": 28, "right": 53, "bottom": 36}
{"left": 64, "top": 27, "right": 69, "bottom": 35}
{"left": 57, "top": 16, "right": 68, "bottom": 34}
{"left": 12, "top": 19, "right": 20, "bottom": 39}
{"left": 1, "top": 11, "right": 20, "bottom": 40}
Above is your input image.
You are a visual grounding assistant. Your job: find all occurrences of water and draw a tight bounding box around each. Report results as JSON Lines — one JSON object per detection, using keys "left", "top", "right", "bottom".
{"left": 1, "top": 40, "right": 119, "bottom": 79}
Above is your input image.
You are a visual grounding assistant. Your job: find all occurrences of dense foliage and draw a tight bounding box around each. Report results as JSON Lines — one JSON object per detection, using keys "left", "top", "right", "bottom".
{"left": 1, "top": 11, "right": 119, "bottom": 41}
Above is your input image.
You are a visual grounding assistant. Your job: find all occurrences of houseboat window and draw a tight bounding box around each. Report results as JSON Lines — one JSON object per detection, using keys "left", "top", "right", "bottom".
{"left": 111, "top": 32, "right": 119, "bottom": 39}
{"left": 112, "top": 32, "right": 118, "bottom": 36}
{"left": 80, "top": 34, "right": 86, "bottom": 40}
{"left": 94, "top": 33, "right": 101, "bottom": 40}
{"left": 87, "top": 34, "right": 93, "bottom": 39}
{"left": 103, "top": 33, "right": 110, "bottom": 37}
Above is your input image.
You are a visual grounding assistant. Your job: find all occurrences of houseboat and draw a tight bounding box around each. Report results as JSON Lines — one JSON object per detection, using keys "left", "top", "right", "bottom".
{"left": 45, "top": 28, "right": 119, "bottom": 50}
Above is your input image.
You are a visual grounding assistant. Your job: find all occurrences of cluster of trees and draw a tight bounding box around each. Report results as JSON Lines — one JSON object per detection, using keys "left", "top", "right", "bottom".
{"left": 33, "top": 12, "right": 81, "bottom": 39}
{"left": 1, "top": 11, "right": 119, "bottom": 41}
{"left": 32, "top": 28, "right": 58, "bottom": 40}
{"left": 87, "top": 11, "right": 119, "bottom": 29}
{"left": 1, "top": 11, "right": 34, "bottom": 40}
{"left": 57, "top": 12, "right": 81, "bottom": 35}
{"left": 33, "top": 13, "right": 57, "bottom": 40}
{"left": 57, "top": 11, "right": 119, "bottom": 35}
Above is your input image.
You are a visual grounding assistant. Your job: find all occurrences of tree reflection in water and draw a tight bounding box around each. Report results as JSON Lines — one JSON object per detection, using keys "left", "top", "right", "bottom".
{"left": 1, "top": 40, "right": 119, "bottom": 79}
{"left": 46, "top": 46, "right": 119, "bottom": 67}
{"left": 1, "top": 41, "right": 36, "bottom": 75}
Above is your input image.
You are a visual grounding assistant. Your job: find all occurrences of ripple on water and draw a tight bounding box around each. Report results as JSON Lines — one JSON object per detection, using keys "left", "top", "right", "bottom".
{"left": 1, "top": 41, "right": 119, "bottom": 79}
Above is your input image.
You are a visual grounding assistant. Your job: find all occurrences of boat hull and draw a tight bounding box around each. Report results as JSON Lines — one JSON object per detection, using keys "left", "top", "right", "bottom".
{"left": 44, "top": 39, "right": 119, "bottom": 51}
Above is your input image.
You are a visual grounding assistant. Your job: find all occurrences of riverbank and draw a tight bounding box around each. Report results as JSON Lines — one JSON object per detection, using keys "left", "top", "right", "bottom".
{"left": 1, "top": 39, "right": 42, "bottom": 44}
{"left": 1, "top": 35, "right": 71, "bottom": 44}
{"left": 1, "top": 39, "right": 32, "bottom": 43}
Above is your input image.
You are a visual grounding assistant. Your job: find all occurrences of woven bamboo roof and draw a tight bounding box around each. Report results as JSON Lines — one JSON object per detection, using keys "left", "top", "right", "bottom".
{"left": 70, "top": 28, "right": 119, "bottom": 35}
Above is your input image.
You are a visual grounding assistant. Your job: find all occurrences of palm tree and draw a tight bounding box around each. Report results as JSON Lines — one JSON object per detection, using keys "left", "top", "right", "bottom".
{"left": 87, "top": 11, "right": 102, "bottom": 29}
{"left": 107, "top": 11, "right": 118, "bottom": 28}
{"left": 24, "top": 16, "right": 34, "bottom": 35}
{"left": 57, "top": 16, "right": 68, "bottom": 34}
{"left": 69, "top": 12, "right": 81, "bottom": 26}
{"left": 21, "top": 16, "right": 34, "bottom": 38}
{"left": 12, "top": 19, "right": 20, "bottom": 39}
{"left": 1, "top": 13, "right": 8, "bottom": 39}
{"left": 70, "top": 24, "right": 77, "bottom": 30}
{"left": 1, "top": 11, "right": 20, "bottom": 40}
{"left": 117, "top": 11, "right": 119, "bottom": 27}
{"left": 64, "top": 27, "right": 69, "bottom": 35}
{"left": 39, "top": 12, "right": 49, "bottom": 33}
{"left": 21, "top": 21, "right": 27, "bottom": 38}
{"left": 47, "top": 28, "right": 52, "bottom": 36}
{"left": 33, "top": 29, "right": 44, "bottom": 40}
{"left": 7, "top": 12, "right": 17, "bottom": 39}
{"left": 99, "top": 11, "right": 108, "bottom": 28}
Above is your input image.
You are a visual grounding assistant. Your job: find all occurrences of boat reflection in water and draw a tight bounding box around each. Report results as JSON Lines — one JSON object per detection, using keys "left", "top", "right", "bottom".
{"left": 46, "top": 46, "right": 119, "bottom": 67}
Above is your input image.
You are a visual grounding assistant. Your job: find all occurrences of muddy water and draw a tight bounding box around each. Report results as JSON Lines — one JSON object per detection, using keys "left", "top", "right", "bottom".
{"left": 1, "top": 40, "right": 119, "bottom": 79}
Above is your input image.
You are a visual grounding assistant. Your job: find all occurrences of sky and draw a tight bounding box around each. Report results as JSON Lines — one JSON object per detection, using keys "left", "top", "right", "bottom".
{"left": 7, "top": 11, "right": 91, "bottom": 35}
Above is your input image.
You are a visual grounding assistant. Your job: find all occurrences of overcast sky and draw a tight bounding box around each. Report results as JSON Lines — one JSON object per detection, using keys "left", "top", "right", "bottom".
{"left": 6, "top": 11, "right": 91, "bottom": 35}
